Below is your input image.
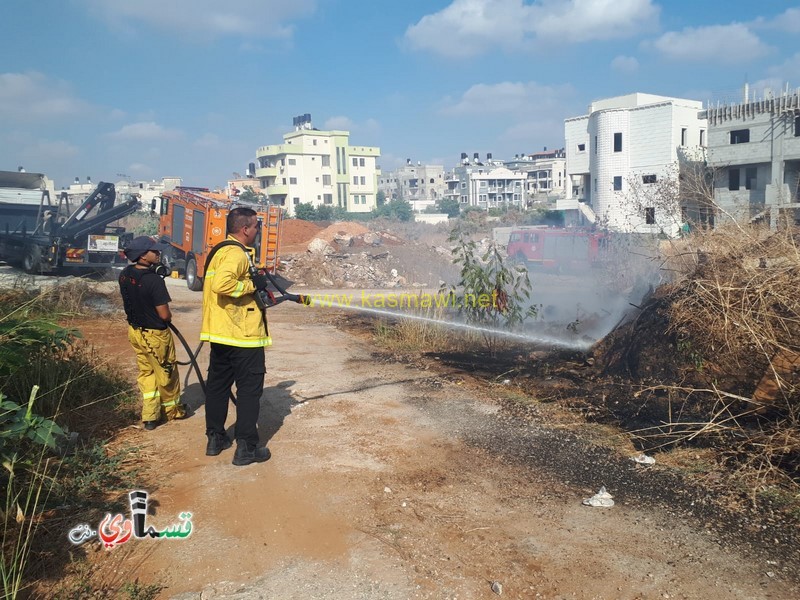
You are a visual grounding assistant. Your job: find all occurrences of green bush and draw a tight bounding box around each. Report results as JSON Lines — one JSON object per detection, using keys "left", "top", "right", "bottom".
{"left": 444, "top": 228, "right": 538, "bottom": 353}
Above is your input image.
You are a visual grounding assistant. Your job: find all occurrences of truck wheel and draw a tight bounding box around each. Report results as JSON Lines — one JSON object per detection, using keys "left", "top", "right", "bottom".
{"left": 22, "top": 245, "right": 42, "bottom": 274}
{"left": 185, "top": 257, "right": 203, "bottom": 291}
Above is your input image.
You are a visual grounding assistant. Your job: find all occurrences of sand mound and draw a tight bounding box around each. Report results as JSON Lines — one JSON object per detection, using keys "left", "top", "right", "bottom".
{"left": 282, "top": 219, "right": 324, "bottom": 246}
{"left": 314, "top": 222, "right": 370, "bottom": 243}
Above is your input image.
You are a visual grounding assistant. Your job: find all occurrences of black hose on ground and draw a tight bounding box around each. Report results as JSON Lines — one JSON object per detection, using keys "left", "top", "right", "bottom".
{"left": 168, "top": 322, "right": 237, "bottom": 405}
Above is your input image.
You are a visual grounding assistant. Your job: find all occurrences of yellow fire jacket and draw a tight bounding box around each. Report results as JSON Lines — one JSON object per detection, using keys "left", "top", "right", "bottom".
{"left": 200, "top": 236, "right": 271, "bottom": 348}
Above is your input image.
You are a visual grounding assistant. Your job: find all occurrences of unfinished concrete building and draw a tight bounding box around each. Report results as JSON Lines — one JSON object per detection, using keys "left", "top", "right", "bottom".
{"left": 704, "top": 88, "right": 800, "bottom": 227}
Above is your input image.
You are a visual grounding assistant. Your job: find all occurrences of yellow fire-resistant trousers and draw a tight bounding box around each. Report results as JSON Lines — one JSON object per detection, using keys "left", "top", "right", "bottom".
{"left": 127, "top": 326, "right": 185, "bottom": 422}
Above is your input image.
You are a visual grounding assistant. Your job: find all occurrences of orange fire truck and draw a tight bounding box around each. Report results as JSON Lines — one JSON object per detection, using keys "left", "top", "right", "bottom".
{"left": 157, "top": 187, "right": 282, "bottom": 291}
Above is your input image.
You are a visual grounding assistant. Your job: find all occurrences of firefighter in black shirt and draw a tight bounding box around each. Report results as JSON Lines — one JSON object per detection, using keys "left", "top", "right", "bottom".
{"left": 119, "top": 236, "right": 186, "bottom": 430}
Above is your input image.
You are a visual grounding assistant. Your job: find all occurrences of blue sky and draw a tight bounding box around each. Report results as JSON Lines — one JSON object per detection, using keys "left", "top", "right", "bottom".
{"left": 1, "top": 0, "right": 798, "bottom": 189}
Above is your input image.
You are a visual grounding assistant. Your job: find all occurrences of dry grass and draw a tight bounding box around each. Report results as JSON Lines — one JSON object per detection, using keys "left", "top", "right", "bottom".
{"left": 629, "top": 222, "right": 800, "bottom": 490}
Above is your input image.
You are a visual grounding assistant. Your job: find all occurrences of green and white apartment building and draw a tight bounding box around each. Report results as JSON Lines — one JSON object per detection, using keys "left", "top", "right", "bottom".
{"left": 255, "top": 115, "right": 380, "bottom": 217}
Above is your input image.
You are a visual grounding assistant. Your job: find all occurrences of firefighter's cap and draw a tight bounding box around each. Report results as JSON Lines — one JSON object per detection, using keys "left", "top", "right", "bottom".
{"left": 124, "top": 236, "right": 169, "bottom": 261}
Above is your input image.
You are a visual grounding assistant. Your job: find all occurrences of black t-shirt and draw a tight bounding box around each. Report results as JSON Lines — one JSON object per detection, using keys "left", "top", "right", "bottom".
{"left": 118, "top": 265, "right": 172, "bottom": 330}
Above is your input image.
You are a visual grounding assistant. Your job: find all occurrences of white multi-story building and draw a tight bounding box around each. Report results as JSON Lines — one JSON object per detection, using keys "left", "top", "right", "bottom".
{"left": 504, "top": 148, "right": 567, "bottom": 206}
{"left": 561, "top": 93, "right": 707, "bottom": 235}
{"left": 62, "top": 176, "right": 181, "bottom": 213}
{"left": 444, "top": 153, "right": 525, "bottom": 210}
{"left": 378, "top": 159, "right": 445, "bottom": 212}
{"left": 704, "top": 87, "right": 800, "bottom": 228}
{"left": 255, "top": 114, "right": 380, "bottom": 217}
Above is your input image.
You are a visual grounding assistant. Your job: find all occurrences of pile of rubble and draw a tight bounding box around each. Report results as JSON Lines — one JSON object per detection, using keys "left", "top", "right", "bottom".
{"left": 278, "top": 221, "right": 456, "bottom": 289}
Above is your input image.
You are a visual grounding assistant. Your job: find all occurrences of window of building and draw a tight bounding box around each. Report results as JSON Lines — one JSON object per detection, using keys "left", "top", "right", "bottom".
{"left": 645, "top": 207, "right": 655, "bottom": 225}
{"left": 480, "top": 180, "right": 487, "bottom": 187}
{"left": 360, "top": 176, "right": 366, "bottom": 185}
{"left": 323, "top": 174, "right": 331, "bottom": 185}
{"left": 352, "top": 158, "right": 358, "bottom": 167}
{"left": 288, "top": 158, "right": 296, "bottom": 165}
{"left": 642, "top": 174, "right": 657, "bottom": 184}
{"left": 430, "top": 178, "right": 434, "bottom": 184}
{"left": 593, "top": 178, "right": 597, "bottom": 192}
{"left": 313, "top": 139, "right": 317, "bottom": 145}
{"left": 613, "top": 176, "right": 622, "bottom": 191}
{"left": 700, "top": 129, "right": 706, "bottom": 146}
{"left": 745, "top": 167, "right": 757, "bottom": 190}
{"left": 680, "top": 128, "right": 687, "bottom": 146}
{"left": 322, "top": 155, "right": 330, "bottom": 167}
{"left": 613, "top": 132, "right": 622, "bottom": 152}
{"left": 795, "top": 116, "right": 800, "bottom": 137}
{"left": 315, "top": 177, "right": 319, "bottom": 183}
{"left": 461, "top": 182, "right": 466, "bottom": 189}
{"left": 323, "top": 193, "right": 333, "bottom": 204}
{"left": 360, "top": 158, "right": 365, "bottom": 167}
{"left": 282, "top": 178, "right": 286, "bottom": 184}
{"left": 353, "top": 176, "right": 358, "bottom": 185}
{"left": 293, "top": 197, "right": 300, "bottom": 205}
{"left": 729, "top": 168, "right": 740, "bottom": 191}
{"left": 577, "top": 143, "right": 586, "bottom": 152}
{"left": 730, "top": 129, "right": 750, "bottom": 144}
{"left": 361, "top": 195, "right": 366, "bottom": 204}
{"left": 352, "top": 195, "right": 359, "bottom": 205}
{"left": 289, "top": 177, "right": 297, "bottom": 184}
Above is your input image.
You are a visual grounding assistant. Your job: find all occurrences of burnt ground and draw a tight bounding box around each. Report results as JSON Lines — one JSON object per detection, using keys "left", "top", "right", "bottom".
{"left": 336, "top": 310, "right": 800, "bottom": 573}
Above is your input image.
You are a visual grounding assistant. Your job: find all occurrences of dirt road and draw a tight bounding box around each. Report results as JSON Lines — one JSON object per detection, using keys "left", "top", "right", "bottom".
{"left": 82, "top": 278, "right": 797, "bottom": 600}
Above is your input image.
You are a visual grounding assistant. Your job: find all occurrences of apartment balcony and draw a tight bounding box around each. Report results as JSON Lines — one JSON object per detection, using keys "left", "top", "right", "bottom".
{"left": 255, "top": 166, "right": 279, "bottom": 178}
{"left": 265, "top": 185, "right": 288, "bottom": 196}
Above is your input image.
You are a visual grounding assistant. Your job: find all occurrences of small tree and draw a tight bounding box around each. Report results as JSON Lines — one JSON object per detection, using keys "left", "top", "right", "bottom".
{"left": 444, "top": 228, "right": 538, "bottom": 354}
{"left": 436, "top": 197, "right": 461, "bottom": 218}
{"left": 376, "top": 190, "right": 386, "bottom": 207}
{"left": 374, "top": 198, "right": 413, "bottom": 221}
{"left": 315, "top": 205, "right": 334, "bottom": 221}
{"left": 238, "top": 187, "right": 266, "bottom": 204}
{"left": 294, "top": 202, "right": 316, "bottom": 221}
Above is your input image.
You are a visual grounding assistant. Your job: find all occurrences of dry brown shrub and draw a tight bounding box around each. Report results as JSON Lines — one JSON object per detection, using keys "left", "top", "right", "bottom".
{"left": 630, "top": 223, "right": 800, "bottom": 487}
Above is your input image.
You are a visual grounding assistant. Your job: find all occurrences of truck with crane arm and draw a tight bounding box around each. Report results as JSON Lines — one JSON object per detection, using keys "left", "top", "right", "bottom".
{"left": 0, "top": 170, "right": 140, "bottom": 273}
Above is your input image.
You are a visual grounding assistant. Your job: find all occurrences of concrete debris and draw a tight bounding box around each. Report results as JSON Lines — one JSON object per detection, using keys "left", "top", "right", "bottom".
{"left": 279, "top": 229, "right": 457, "bottom": 289}
{"left": 491, "top": 581, "right": 503, "bottom": 595}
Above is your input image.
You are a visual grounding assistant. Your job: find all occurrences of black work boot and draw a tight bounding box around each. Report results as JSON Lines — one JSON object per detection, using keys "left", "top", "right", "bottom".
{"left": 232, "top": 441, "right": 271, "bottom": 466}
{"left": 205, "top": 433, "right": 232, "bottom": 456}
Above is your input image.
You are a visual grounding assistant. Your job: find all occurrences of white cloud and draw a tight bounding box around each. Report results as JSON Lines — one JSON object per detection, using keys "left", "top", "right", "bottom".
{"left": 81, "top": 0, "right": 316, "bottom": 38}
{"left": 194, "top": 133, "right": 221, "bottom": 148}
{"left": 652, "top": 23, "right": 770, "bottom": 64}
{"left": 109, "top": 108, "right": 127, "bottom": 119}
{"left": 324, "top": 116, "right": 353, "bottom": 131}
{"left": 752, "top": 53, "right": 800, "bottom": 95}
{"left": 323, "top": 116, "right": 381, "bottom": 138}
{"left": 404, "top": 0, "right": 659, "bottom": 58}
{"left": 440, "top": 81, "right": 573, "bottom": 116}
{"left": 0, "top": 72, "right": 90, "bottom": 120}
{"left": 752, "top": 8, "right": 800, "bottom": 34}
{"left": 128, "top": 163, "right": 154, "bottom": 175}
{"left": 107, "top": 121, "right": 183, "bottom": 141}
{"left": 611, "top": 55, "right": 639, "bottom": 73}
{"left": 20, "top": 139, "right": 81, "bottom": 162}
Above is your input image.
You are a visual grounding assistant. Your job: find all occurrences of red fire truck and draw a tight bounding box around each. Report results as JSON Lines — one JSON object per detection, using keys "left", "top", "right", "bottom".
{"left": 506, "top": 227, "right": 607, "bottom": 273}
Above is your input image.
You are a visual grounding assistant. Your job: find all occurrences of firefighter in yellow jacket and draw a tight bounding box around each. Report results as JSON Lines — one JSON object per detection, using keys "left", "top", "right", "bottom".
{"left": 201, "top": 207, "right": 272, "bottom": 466}
{"left": 119, "top": 236, "right": 186, "bottom": 430}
